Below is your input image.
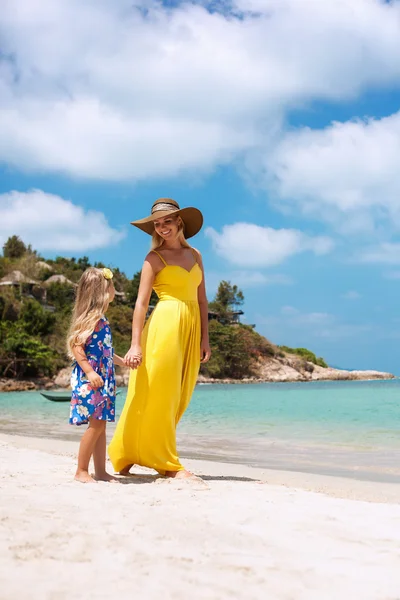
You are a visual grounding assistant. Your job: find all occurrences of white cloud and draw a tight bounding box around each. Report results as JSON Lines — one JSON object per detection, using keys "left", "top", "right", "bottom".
{"left": 260, "top": 111, "right": 400, "bottom": 235}
{"left": 281, "top": 307, "right": 332, "bottom": 326}
{"left": 205, "top": 223, "right": 333, "bottom": 267}
{"left": 383, "top": 270, "right": 400, "bottom": 280}
{"left": 1, "top": 0, "right": 400, "bottom": 180}
{"left": 258, "top": 306, "right": 371, "bottom": 340}
{"left": 316, "top": 324, "right": 373, "bottom": 340}
{"left": 0, "top": 190, "right": 124, "bottom": 252}
{"left": 358, "top": 243, "right": 400, "bottom": 265}
{"left": 342, "top": 291, "right": 361, "bottom": 300}
{"left": 205, "top": 269, "right": 291, "bottom": 293}
{"left": 232, "top": 271, "right": 293, "bottom": 287}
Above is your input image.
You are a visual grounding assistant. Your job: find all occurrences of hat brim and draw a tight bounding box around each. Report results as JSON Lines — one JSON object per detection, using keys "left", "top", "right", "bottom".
{"left": 130, "top": 207, "right": 203, "bottom": 239}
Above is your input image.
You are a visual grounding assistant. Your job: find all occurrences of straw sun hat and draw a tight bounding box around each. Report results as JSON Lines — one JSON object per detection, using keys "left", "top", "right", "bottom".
{"left": 131, "top": 198, "right": 203, "bottom": 239}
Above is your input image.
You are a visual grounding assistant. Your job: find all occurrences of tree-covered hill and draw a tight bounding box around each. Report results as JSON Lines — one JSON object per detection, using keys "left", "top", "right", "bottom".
{"left": 0, "top": 236, "right": 328, "bottom": 382}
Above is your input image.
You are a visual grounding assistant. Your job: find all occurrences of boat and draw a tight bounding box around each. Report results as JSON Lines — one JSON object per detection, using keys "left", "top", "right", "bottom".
{"left": 40, "top": 390, "right": 121, "bottom": 402}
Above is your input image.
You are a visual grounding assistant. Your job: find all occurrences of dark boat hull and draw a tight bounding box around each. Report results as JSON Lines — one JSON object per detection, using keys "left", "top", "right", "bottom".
{"left": 40, "top": 390, "right": 121, "bottom": 402}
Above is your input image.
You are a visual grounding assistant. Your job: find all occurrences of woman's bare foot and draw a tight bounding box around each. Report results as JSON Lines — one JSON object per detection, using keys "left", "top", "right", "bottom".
{"left": 165, "top": 469, "right": 194, "bottom": 479}
{"left": 94, "top": 472, "right": 120, "bottom": 483}
{"left": 74, "top": 471, "right": 97, "bottom": 484}
{"left": 119, "top": 464, "right": 134, "bottom": 476}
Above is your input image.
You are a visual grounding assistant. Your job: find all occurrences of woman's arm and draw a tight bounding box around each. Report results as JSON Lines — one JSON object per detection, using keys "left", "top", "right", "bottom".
{"left": 194, "top": 249, "right": 211, "bottom": 364}
{"left": 72, "top": 345, "right": 104, "bottom": 388}
{"left": 124, "top": 256, "right": 156, "bottom": 369}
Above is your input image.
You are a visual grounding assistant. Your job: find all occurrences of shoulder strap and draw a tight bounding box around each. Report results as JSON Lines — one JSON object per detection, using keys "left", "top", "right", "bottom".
{"left": 152, "top": 250, "right": 167, "bottom": 266}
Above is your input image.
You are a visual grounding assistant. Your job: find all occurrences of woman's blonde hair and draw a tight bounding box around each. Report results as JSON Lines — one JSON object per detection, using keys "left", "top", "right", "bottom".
{"left": 150, "top": 215, "right": 191, "bottom": 250}
{"left": 67, "top": 268, "right": 113, "bottom": 359}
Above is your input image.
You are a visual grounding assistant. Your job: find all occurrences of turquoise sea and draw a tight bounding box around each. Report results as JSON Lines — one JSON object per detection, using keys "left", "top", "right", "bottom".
{"left": 1, "top": 379, "right": 399, "bottom": 483}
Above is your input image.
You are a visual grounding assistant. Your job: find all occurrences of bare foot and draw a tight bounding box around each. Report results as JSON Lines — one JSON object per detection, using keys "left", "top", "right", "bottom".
{"left": 119, "top": 464, "right": 134, "bottom": 476}
{"left": 165, "top": 469, "right": 195, "bottom": 479}
{"left": 94, "top": 472, "right": 120, "bottom": 483}
{"left": 74, "top": 472, "right": 97, "bottom": 484}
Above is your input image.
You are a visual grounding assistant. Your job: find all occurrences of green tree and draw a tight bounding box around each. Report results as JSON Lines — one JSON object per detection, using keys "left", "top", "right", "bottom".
{"left": 0, "top": 286, "right": 20, "bottom": 322}
{"left": 202, "top": 320, "right": 251, "bottom": 379}
{"left": 77, "top": 256, "right": 91, "bottom": 270}
{"left": 3, "top": 235, "right": 26, "bottom": 259}
{"left": 0, "top": 256, "right": 11, "bottom": 278}
{"left": 46, "top": 282, "right": 75, "bottom": 310}
{"left": 279, "top": 345, "right": 328, "bottom": 368}
{"left": 19, "top": 298, "right": 56, "bottom": 337}
{"left": 214, "top": 280, "right": 244, "bottom": 311}
{"left": 0, "top": 322, "right": 55, "bottom": 378}
{"left": 208, "top": 280, "right": 245, "bottom": 323}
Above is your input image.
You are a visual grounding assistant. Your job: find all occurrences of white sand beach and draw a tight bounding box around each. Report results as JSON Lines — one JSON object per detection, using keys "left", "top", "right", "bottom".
{"left": 1, "top": 433, "right": 400, "bottom": 600}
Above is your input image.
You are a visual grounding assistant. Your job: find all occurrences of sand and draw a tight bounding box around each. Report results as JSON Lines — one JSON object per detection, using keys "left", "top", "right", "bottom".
{"left": 1, "top": 433, "right": 400, "bottom": 600}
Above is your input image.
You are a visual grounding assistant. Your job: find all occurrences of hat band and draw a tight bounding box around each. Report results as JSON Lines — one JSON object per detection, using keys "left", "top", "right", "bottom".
{"left": 151, "top": 202, "right": 179, "bottom": 214}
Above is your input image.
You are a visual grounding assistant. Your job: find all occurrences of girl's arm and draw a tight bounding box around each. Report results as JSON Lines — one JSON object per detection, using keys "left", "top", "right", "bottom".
{"left": 72, "top": 345, "right": 104, "bottom": 388}
{"left": 113, "top": 354, "right": 125, "bottom": 367}
{"left": 194, "top": 249, "right": 211, "bottom": 364}
{"left": 124, "top": 256, "right": 156, "bottom": 369}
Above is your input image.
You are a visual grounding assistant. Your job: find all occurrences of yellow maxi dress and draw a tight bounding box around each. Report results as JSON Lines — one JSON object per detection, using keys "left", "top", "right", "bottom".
{"left": 108, "top": 251, "right": 202, "bottom": 474}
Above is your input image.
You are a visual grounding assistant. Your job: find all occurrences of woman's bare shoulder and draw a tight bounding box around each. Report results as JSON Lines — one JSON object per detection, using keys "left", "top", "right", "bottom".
{"left": 144, "top": 251, "right": 157, "bottom": 263}
{"left": 144, "top": 250, "right": 164, "bottom": 273}
{"left": 191, "top": 247, "right": 203, "bottom": 261}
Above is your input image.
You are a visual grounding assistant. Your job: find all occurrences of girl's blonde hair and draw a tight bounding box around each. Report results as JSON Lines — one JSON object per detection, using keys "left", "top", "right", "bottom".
{"left": 150, "top": 215, "right": 191, "bottom": 250}
{"left": 67, "top": 268, "right": 113, "bottom": 359}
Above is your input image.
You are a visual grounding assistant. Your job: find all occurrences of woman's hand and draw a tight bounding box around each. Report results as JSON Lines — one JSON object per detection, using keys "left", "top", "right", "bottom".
{"left": 200, "top": 339, "right": 211, "bottom": 363}
{"left": 124, "top": 345, "right": 143, "bottom": 370}
{"left": 87, "top": 371, "right": 104, "bottom": 389}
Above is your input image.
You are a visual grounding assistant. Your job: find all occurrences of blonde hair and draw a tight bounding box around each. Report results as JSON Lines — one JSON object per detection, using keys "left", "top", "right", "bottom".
{"left": 67, "top": 268, "right": 113, "bottom": 359}
{"left": 150, "top": 215, "right": 191, "bottom": 250}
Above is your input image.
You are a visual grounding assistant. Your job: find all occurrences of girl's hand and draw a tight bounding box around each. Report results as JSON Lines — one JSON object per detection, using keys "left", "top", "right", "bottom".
{"left": 87, "top": 371, "right": 104, "bottom": 389}
{"left": 124, "top": 345, "right": 143, "bottom": 370}
{"left": 200, "top": 340, "right": 211, "bottom": 363}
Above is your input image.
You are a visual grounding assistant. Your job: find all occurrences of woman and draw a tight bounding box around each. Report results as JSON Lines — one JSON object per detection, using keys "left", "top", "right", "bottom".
{"left": 108, "top": 198, "right": 211, "bottom": 478}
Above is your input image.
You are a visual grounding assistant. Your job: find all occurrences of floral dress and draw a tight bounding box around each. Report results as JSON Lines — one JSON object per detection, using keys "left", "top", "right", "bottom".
{"left": 69, "top": 317, "right": 116, "bottom": 425}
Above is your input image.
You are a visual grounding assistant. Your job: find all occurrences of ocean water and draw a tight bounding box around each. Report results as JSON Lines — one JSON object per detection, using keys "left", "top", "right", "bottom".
{"left": 1, "top": 379, "right": 400, "bottom": 482}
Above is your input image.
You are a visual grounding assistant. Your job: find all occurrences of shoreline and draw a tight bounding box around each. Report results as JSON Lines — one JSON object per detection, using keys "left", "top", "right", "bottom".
{"left": 3, "top": 427, "right": 400, "bottom": 488}
{"left": 0, "top": 369, "right": 397, "bottom": 392}
{"left": 1, "top": 432, "right": 399, "bottom": 504}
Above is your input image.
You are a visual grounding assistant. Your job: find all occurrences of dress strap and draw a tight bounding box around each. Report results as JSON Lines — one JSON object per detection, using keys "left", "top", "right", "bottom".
{"left": 152, "top": 250, "right": 168, "bottom": 266}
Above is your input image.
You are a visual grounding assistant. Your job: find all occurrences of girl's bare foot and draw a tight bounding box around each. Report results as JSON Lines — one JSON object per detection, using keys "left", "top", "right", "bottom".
{"left": 94, "top": 472, "right": 120, "bottom": 483}
{"left": 74, "top": 471, "right": 97, "bottom": 484}
{"left": 165, "top": 469, "right": 194, "bottom": 479}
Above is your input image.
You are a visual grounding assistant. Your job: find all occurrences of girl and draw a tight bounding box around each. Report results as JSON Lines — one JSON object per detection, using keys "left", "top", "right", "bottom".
{"left": 67, "top": 267, "right": 125, "bottom": 483}
{"left": 108, "top": 197, "right": 211, "bottom": 479}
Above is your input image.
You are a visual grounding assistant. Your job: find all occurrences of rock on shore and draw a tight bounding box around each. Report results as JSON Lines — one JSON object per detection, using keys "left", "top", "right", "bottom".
{"left": 253, "top": 357, "right": 395, "bottom": 383}
{"left": 0, "top": 361, "right": 395, "bottom": 392}
{"left": 197, "top": 357, "right": 395, "bottom": 385}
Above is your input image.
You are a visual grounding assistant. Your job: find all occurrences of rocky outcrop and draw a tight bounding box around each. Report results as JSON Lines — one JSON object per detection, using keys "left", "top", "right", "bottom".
{"left": 0, "top": 378, "right": 37, "bottom": 392}
{"left": 53, "top": 366, "right": 131, "bottom": 388}
{"left": 0, "top": 377, "right": 54, "bottom": 392}
{"left": 0, "top": 360, "right": 394, "bottom": 393}
{"left": 244, "top": 355, "right": 395, "bottom": 383}
{"left": 309, "top": 365, "right": 394, "bottom": 382}
{"left": 53, "top": 367, "right": 72, "bottom": 388}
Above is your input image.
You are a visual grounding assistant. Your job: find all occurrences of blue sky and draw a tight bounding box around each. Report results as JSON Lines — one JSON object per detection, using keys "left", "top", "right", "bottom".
{"left": 1, "top": 0, "right": 400, "bottom": 373}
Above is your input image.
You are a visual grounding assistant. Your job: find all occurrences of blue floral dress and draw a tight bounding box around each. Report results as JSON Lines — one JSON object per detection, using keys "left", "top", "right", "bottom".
{"left": 69, "top": 317, "right": 116, "bottom": 426}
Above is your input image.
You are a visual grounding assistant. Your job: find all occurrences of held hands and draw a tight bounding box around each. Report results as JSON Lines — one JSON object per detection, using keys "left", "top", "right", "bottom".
{"left": 124, "top": 345, "right": 143, "bottom": 370}
{"left": 200, "top": 339, "right": 211, "bottom": 364}
{"left": 87, "top": 371, "right": 104, "bottom": 389}
{"left": 122, "top": 341, "right": 210, "bottom": 368}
